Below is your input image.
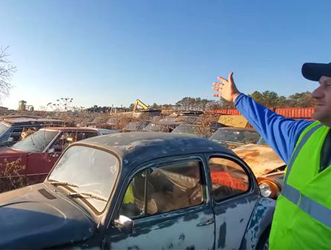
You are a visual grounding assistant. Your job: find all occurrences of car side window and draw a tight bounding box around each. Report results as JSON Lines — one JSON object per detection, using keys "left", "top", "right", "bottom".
{"left": 10, "top": 127, "right": 24, "bottom": 142}
{"left": 76, "top": 132, "right": 98, "bottom": 141}
{"left": 49, "top": 132, "right": 74, "bottom": 152}
{"left": 209, "top": 157, "right": 249, "bottom": 201}
{"left": 119, "top": 159, "right": 204, "bottom": 219}
{"left": 120, "top": 170, "right": 146, "bottom": 218}
{"left": 146, "top": 160, "right": 203, "bottom": 215}
{"left": 20, "top": 127, "right": 38, "bottom": 140}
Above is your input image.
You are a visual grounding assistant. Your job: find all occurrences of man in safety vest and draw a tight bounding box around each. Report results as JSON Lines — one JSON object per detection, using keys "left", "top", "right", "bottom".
{"left": 213, "top": 62, "right": 331, "bottom": 249}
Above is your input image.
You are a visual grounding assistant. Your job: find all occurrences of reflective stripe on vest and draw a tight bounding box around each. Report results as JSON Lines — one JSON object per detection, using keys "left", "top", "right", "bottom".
{"left": 282, "top": 183, "right": 331, "bottom": 228}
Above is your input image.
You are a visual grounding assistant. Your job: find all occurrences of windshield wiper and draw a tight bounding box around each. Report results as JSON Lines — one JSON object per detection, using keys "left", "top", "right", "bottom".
{"left": 49, "top": 180, "right": 79, "bottom": 188}
{"left": 68, "top": 192, "right": 108, "bottom": 202}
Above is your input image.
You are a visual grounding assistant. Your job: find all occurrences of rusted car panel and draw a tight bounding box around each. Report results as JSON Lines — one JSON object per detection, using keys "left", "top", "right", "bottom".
{"left": 233, "top": 144, "right": 285, "bottom": 177}
{"left": 0, "top": 132, "right": 275, "bottom": 249}
{"left": 218, "top": 115, "right": 249, "bottom": 128}
{"left": 234, "top": 143, "right": 285, "bottom": 200}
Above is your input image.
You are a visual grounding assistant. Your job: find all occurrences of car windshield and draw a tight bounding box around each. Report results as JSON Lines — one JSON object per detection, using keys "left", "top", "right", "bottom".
{"left": 144, "top": 123, "right": 163, "bottom": 132}
{"left": 124, "top": 121, "right": 148, "bottom": 131}
{"left": 0, "top": 123, "right": 10, "bottom": 137}
{"left": 210, "top": 128, "right": 260, "bottom": 144}
{"left": 172, "top": 124, "right": 200, "bottom": 135}
{"left": 97, "top": 129, "right": 118, "bottom": 135}
{"left": 12, "top": 129, "right": 59, "bottom": 152}
{"left": 48, "top": 145, "right": 119, "bottom": 212}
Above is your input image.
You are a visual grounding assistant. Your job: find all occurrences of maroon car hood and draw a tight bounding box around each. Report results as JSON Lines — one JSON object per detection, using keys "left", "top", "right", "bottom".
{"left": 0, "top": 147, "right": 29, "bottom": 158}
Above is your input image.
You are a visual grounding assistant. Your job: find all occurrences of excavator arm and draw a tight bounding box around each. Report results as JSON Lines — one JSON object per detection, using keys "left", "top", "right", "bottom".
{"left": 133, "top": 99, "right": 149, "bottom": 112}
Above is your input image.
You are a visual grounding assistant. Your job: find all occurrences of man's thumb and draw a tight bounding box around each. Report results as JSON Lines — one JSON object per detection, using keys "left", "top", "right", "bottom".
{"left": 228, "top": 72, "right": 234, "bottom": 84}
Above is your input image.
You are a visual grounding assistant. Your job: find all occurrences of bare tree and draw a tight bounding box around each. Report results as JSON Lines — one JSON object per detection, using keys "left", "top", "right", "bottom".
{"left": 47, "top": 97, "right": 74, "bottom": 111}
{"left": 0, "top": 47, "right": 16, "bottom": 101}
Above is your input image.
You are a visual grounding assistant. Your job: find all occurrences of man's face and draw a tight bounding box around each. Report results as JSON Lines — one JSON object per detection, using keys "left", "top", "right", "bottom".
{"left": 311, "top": 76, "right": 331, "bottom": 127}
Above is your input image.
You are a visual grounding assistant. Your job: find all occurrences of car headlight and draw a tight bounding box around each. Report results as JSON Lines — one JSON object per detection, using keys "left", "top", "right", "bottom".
{"left": 258, "top": 179, "right": 280, "bottom": 199}
{"left": 259, "top": 182, "right": 272, "bottom": 198}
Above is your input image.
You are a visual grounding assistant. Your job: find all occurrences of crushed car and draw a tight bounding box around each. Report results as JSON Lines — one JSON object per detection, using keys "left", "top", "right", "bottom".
{"left": 0, "top": 127, "right": 118, "bottom": 192}
{"left": 0, "top": 132, "right": 275, "bottom": 249}
{"left": 233, "top": 138, "right": 286, "bottom": 199}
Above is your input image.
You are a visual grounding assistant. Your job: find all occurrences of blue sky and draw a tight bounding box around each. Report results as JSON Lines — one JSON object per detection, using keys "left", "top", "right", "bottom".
{"left": 1, "top": 0, "right": 331, "bottom": 110}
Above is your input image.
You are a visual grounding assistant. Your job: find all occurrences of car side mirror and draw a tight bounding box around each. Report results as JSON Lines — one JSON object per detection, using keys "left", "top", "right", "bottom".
{"left": 114, "top": 215, "right": 133, "bottom": 233}
{"left": 7, "top": 137, "right": 14, "bottom": 143}
{"left": 48, "top": 147, "right": 62, "bottom": 154}
{"left": 47, "top": 148, "right": 55, "bottom": 153}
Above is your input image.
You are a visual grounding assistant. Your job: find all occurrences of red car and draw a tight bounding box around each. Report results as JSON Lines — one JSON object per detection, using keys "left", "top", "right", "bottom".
{"left": 0, "top": 127, "right": 118, "bottom": 192}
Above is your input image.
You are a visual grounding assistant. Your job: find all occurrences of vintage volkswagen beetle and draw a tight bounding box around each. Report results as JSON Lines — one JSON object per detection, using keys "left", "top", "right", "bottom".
{"left": 0, "top": 132, "right": 275, "bottom": 249}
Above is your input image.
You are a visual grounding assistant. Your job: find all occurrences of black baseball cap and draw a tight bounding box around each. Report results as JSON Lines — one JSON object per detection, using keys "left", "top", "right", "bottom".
{"left": 302, "top": 62, "right": 331, "bottom": 81}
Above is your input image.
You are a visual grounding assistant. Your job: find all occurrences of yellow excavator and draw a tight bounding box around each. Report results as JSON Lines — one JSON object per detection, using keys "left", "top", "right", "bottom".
{"left": 132, "top": 99, "right": 149, "bottom": 112}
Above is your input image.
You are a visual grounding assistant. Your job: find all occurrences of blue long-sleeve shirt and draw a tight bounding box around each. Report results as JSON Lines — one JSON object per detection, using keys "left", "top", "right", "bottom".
{"left": 234, "top": 93, "right": 313, "bottom": 164}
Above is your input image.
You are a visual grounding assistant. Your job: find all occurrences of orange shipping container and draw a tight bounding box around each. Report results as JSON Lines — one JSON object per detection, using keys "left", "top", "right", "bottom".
{"left": 213, "top": 107, "right": 314, "bottom": 119}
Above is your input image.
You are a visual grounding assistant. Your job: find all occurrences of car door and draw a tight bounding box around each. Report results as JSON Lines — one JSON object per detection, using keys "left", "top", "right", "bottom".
{"left": 26, "top": 152, "right": 51, "bottom": 185}
{"left": 25, "top": 131, "right": 62, "bottom": 185}
{"left": 207, "top": 154, "right": 259, "bottom": 249}
{"left": 106, "top": 156, "right": 215, "bottom": 250}
{"left": 0, "top": 151, "right": 28, "bottom": 192}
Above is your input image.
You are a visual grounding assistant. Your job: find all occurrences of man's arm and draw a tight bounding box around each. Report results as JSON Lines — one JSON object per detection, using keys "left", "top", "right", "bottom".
{"left": 213, "top": 72, "right": 312, "bottom": 164}
{"left": 234, "top": 93, "right": 312, "bottom": 164}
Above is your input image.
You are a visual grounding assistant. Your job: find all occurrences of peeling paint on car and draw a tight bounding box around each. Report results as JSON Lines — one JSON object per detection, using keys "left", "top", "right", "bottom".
{"left": 218, "top": 222, "right": 226, "bottom": 248}
{"left": 0, "top": 132, "right": 275, "bottom": 249}
{"left": 240, "top": 198, "right": 276, "bottom": 249}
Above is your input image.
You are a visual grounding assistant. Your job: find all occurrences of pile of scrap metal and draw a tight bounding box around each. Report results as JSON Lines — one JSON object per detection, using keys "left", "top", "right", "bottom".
{"left": 233, "top": 142, "right": 285, "bottom": 199}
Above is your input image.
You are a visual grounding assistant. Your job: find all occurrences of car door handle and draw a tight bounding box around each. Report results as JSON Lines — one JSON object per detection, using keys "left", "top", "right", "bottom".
{"left": 196, "top": 218, "right": 214, "bottom": 227}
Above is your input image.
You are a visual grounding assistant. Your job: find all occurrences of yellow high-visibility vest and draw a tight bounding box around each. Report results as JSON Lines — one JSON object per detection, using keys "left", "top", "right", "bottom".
{"left": 269, "top": 121, "right": 331, "bottom": 249}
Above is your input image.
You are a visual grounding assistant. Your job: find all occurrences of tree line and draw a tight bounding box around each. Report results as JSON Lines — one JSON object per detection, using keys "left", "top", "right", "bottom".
{"left": 85, "top": 91, "right": 314, "bottom": 113}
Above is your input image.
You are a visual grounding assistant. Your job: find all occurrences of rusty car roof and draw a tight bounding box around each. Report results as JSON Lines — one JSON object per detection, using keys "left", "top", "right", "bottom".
{"left": 76, "top": 132, "right": 235, "bottom": 168}
{"left": 41, "top": 127, "right": 100, "bottom": 132}
{"left": 2, "top": 117, "right": 64, "bottom": 125}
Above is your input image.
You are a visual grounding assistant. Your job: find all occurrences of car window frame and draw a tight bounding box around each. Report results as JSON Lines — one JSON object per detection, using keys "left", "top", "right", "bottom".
{"left": 115, "top": 155, "right": 210, "bottom": 222}
{"left": 41, "top": 130, "right": 62, "bottom": 153}
{"left": 45, "top": 131, "right": 98, "bottom": 153}
{"left": 206, "top": 153, "right": 256, "bottom": 203}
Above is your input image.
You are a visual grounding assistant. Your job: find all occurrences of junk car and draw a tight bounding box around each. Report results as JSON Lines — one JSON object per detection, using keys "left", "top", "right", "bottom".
{"left": 0, "top": 127, "right": 118, "bottom": 192}
{"left": 171, "top": 123, "right": 213, "bottom": 137}
{"left": 123, "top": 121, "right": 151, "bottom": 132}
{"left": 0, "top": 117, "right": 65, "bottom": 147}
{"left": 209, "top": 127, "right": 260, "bottom": 149}
{"left": 0, "top": 132, "right": 275, "bottom": 249}
{"left": 143, "top": 121, "right": 181, "bottom": 133}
